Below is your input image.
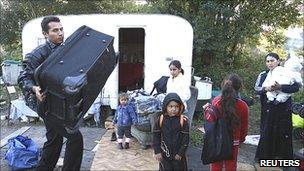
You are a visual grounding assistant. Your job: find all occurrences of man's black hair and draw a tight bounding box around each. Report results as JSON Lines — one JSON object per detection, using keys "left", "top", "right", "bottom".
{"left": 41, "top": 16, "right": 60, "bottom": 33}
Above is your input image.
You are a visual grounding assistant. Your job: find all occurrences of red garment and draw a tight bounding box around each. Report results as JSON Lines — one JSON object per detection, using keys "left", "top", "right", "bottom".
{"left": 204, "top": 96, "right": 249, "bottom": 171}
{"left": 210, "top": 145, "right": 239, "bottom": 171}
{"left": 119, "top": 63, "right": 143, "bottom": 87}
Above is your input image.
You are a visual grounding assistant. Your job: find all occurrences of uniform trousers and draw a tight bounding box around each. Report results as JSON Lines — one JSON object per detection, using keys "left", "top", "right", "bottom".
{"left": 35, "top": 114, "right": 83, "bottom": 171}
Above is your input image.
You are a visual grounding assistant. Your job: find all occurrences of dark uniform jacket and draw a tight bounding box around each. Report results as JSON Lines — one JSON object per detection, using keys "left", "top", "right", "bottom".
{"left": 18, "top": 41, "right": 60, "bottom": 115}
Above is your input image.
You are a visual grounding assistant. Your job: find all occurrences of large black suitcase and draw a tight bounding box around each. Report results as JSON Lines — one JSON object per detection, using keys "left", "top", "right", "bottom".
{"left": 35, "top": 25, "right": 117, "bottom": 130}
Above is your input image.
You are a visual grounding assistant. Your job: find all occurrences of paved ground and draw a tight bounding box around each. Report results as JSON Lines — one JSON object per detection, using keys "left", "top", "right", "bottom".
{"left": 6, "top": 118, "right": 300, "bottom": 170}
{"left": 0, "top": 122, "right": 106, "bottom": 171}
{"left": 91, "top": 129, "right": 256, "bottom": 171}
{"left": 1, "top": 122, "right": 257, "bottom": 171}
{"left": 91, "top": 130, "right": 159, "bottom": 170}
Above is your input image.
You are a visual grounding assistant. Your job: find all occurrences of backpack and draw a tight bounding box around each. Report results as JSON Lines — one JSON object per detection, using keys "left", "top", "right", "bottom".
{"left": 201, "top": 105, "right": 233, "bottom": 164}
{"left": 150, "top": 76, "right": 169, "bottom": 95}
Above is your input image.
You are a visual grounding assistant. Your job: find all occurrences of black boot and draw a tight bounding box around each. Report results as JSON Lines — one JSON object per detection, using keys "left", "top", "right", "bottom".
{"left": 273, "top": 100, "right": 280, "bottom": 105}
{"left": 110, "top": 132, "right": 117, "bottom": 141}
{"left": 117, "top": 143, "right": 123, "bottom": 149}
{"left": 124, "top": 142, "right": 129, "bottom": 149}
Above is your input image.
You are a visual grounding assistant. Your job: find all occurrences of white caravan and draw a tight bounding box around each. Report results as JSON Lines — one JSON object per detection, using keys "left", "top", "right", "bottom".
{"left": 22, "top": 14, "right": 193, "bottom": 111}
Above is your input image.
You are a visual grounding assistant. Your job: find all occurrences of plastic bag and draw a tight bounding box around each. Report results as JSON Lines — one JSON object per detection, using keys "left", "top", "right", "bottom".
{"left": 135, "top": 115, "right": 151, "bottom": 132}
{"left": 134, "top": 96, "right": 159, "bottom": 114}
{"left": 5, "top": 135, "right": 40, "bottom": 170}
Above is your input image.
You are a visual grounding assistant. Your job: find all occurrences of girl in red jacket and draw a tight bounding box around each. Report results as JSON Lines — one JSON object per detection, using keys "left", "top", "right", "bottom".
{"left": 203, "top": 74, "right": 249, "bottom": 171}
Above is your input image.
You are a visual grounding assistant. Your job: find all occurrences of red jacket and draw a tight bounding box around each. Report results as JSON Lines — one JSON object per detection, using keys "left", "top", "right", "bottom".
{"left": 204, "top": 96, "right": 249, "bottom": 145}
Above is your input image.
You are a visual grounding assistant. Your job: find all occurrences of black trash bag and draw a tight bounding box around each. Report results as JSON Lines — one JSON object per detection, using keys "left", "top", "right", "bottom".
{"left": 201, "top": 105, "right": 233, "bottom": 165}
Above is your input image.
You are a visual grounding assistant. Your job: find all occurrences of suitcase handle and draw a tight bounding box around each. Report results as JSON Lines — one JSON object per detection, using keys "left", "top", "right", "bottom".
{"left": 63, "top": 74, "right": 87, "bottom": 94}
{"left": 65, "top": 86, "right": 82, "bottom": 94}
{"left": 74, "top": 98, "right": 83, "bottom": 108}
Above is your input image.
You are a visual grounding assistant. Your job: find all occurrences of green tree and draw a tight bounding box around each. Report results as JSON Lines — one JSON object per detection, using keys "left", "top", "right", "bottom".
{"left": 146, "top": 0, "right": 302, "bottom": 92}
{"left": 1, "top": 0, "right": 302, "bottom": 94}
{"left": 0, "top": 0, "right": 140, "bottom": 60}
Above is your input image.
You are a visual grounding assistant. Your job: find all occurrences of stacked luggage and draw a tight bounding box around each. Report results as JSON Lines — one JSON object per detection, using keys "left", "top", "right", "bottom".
{"left": 35, "top": 25, "right": 118, "bottom": 131}
{"left": 130, "top": 86, "right": 198, "bottom": 149}
{"left": 127, "top": 90, "right": 161, "bottom": 131}
{"left": 125, "top": 90, "right": 161, "bottom": 148}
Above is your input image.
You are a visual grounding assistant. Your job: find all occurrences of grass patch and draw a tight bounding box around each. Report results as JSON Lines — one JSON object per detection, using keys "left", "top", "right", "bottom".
{"left": 190, "top": 112, "right": 204, "bottom": 147}
{"left": 248, "top": 99, "right": 261, "bottom": 135}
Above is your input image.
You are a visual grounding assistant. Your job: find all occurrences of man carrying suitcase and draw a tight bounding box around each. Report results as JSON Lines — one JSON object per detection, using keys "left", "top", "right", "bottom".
{"left": 18, "top": 16, "right": 83, "bottom": 171}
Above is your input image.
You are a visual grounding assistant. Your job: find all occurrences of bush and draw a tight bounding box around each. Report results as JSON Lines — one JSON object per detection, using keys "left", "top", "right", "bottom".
{"left": 292, "top": 88, "right": 304, "bottom": 103}
{"left": 190, "top": 113, "right": 204, "bottom": 147}
{"left": 1, "top": 43, "right": 22, "bottom": 61}
{"left": 193, "top": 52, "right": 266, "bottom": 97}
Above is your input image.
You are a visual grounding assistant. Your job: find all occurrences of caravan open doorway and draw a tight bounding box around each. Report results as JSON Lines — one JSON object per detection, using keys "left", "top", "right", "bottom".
{"left": 118, "top": 28, "right": 145, "bottom": 92}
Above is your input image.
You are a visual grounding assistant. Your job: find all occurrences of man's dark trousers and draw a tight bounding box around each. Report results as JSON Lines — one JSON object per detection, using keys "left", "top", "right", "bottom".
{"left": 35, "top": 113, "right": 83, "bottom": 171}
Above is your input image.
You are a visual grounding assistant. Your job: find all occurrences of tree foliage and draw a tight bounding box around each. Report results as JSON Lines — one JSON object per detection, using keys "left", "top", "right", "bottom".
{"left": 0, "top": 0, "right": 140, "bottom": 51}
{"left": 1, "top": 0, "right": 302, "bottom": 95}
{"left": 146, "top": 0, "right": 302, "bottom": 91}
{"left": 147, "top": 0, "right": 301, "bottom": 61}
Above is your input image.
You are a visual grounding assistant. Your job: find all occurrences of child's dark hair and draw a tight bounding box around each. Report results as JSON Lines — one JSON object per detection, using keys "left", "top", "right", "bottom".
{"left": 169, "top": 60, "right": 184, "bottom": 75}
{"left": 41, "top": 16, "right": 60, "bottom": 33}
{"left": 220, "top": 74, "right": 242, "bottom": 135}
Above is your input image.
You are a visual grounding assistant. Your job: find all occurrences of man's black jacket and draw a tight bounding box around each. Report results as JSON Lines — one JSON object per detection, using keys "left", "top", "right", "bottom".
{"left": 18, "top": 41, "right": 59, "bottom": 112}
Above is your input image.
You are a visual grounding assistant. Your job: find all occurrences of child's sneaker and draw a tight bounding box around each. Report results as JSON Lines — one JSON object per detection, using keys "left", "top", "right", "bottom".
{"left": 124, "top": 142, "right": 129, "bottom": 149}
{"left": 117, "top": 143, "right": 123, "bottom": 149}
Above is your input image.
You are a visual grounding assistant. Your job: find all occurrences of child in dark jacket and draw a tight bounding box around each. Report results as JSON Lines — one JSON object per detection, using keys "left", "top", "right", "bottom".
{"left": 153, "top": 93, "right": 189, "bottom": 171}
{"left": 113, "top": 93, "right": 137, "bottom": 149}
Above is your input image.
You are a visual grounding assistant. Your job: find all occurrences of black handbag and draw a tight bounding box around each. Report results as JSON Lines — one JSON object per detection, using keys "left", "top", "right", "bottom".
{"left": 149, "top": 76, "right": 169, "bottom": 95}
{"left": 201, "top": 105, "right": 233, "bottom": 164}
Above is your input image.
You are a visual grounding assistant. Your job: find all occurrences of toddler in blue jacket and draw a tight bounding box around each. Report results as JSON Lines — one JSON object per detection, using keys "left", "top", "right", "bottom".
{"left": 113, "top": 93, "right": 137, "bottom": 149}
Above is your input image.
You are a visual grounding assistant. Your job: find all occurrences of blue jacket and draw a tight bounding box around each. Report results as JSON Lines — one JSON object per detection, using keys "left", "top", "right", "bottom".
{"left": 113, "top": 104, "right": 137, "bottom": 126}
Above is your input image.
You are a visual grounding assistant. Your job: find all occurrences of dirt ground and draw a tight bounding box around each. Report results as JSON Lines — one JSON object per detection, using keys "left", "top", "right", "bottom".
{"left": 1, "top": 96, "right": 302, "bottom": 171}
{"left": 0, "top": 101, "right": 260, "bottom": 171}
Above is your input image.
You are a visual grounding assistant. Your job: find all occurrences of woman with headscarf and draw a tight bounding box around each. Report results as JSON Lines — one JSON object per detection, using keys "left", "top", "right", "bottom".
{"left": 255, "top": 52, "right": 301, "bottom": 160}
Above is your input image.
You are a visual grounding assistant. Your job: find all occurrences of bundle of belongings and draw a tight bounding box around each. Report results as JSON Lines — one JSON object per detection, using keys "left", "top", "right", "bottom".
{"left": 5, "top": 135, "right": 40, "bottom": 170}
{"left": 126, "top": 89, "right": 165, "bottom": 132}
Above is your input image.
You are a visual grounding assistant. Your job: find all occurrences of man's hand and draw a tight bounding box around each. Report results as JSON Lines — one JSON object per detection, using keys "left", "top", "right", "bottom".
{"left": 154, "top": 153, "right": 162, "bottom": 162}
{"left": 32, "top": 86, "right": 45, "bottom": 102}
{"left": 174, "top": 154, "right": 182, "bottom": 160}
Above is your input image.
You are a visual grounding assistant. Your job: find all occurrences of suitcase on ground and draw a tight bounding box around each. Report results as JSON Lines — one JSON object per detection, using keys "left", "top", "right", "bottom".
{"left": 35, "top": 25, "right": 117, "bottom": 130}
